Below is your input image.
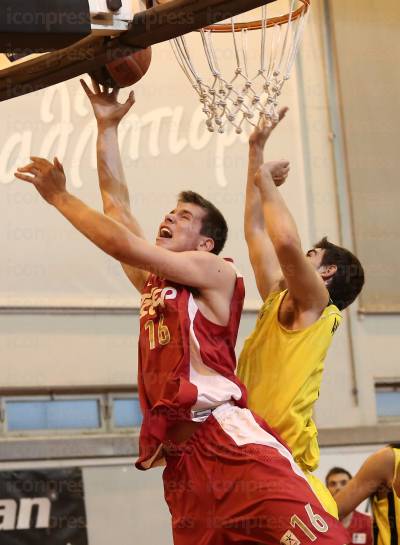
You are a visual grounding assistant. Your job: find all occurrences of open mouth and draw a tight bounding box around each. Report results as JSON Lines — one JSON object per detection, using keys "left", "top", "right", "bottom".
{"left": 159, "top": 226, "right": 173, "bottom": 239}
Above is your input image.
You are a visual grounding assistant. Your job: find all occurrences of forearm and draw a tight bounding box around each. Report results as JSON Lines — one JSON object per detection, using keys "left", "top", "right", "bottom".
{"left": 97, "top": 124, "right": 130, "bottom": 211}
{"left": 53, "top": 192, "right": 138, "bottom": 265}
{"left": 245, "top": 144, "right": 265, "bottom": 238}
{"left": 259, "top": 175, "right": 301, "bottom": 250}
{"left": 245, "top": 147, "right": 283, "bottom": 298}
{"left": 97, "top": 123, "right": 145, "bottom": 238}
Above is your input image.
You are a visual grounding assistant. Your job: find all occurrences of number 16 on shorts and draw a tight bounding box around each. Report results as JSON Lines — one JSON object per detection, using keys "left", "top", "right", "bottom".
{"left": 281, "top": 503, "right": 329, "bottom": 544}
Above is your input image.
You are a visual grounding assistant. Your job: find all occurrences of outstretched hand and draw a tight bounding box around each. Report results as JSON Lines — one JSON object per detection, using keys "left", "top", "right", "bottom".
{"left": 255, "top": 160, "right": 290, "bottom": 189}
{"left": 15, "top": 156, "right": 67, "bottom": 205}
{"left": 81, "top": 78, "right": 135, "bottom": 128}
{"left": 249, "top": 107, "right": 289, "bottom": 149}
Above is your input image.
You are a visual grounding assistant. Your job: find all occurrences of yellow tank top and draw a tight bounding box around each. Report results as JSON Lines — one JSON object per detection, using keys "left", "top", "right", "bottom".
{"left": 237, "top": 290, "right": 342, "bottom": 472}
{"left": 372, "top": 447, "right": 400, "bottom": 545}
{"left": 305, "top": 472, "right": 339, "bottom": 518}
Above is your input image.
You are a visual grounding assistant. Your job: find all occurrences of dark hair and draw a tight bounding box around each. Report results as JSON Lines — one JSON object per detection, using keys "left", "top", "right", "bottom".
{"left": 325, "top": 467, "right": 353, "bottom": 485}
{"left": 314, "top": 237, "right": 365, "bottom": 310}
{"left": 178, "top": 191, "right": 228, "bottom": 255}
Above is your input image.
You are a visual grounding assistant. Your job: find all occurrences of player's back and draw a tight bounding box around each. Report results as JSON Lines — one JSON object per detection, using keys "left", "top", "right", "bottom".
{"left": 238, "top": 289, "right": 342, "bottom": 472}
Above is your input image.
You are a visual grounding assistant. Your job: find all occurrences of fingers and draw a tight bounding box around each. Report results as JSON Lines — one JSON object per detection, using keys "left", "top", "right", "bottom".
{"left": 17, "top": 162, "right": 41, "bottom": 176}
{"left": 54, "top": 157, "right": 65, "bottom": 173}
{"left": 81, "top": 77, "right": 109, "bottom": 96}
{"left": 80, "top": 78, "right": 94, "bottom": 97}
{"left": 259, "top": 107, "right": 289, "bottom": 129}
{"left": 123, "top": 90, "right": 135, "bottom": 113}
{"left": 90, "top": 77, "right": 101, "bottom": 95}
{"left": 30, "top": 156, "right": 51, "bottom": 169}
{"left": 278, "top": 106, "right": 289, "bottom": 121}
{"left": 16, "top": 163, "right": 39, "bottom": 174}
{"left": 14, "top": 172, "right": 35, "bottom": 183}
{"left": 17, "top": 156, "right": 65, "bottom": 176}
{"left": 258, "top": 114, "right": 272, "bottom": 131}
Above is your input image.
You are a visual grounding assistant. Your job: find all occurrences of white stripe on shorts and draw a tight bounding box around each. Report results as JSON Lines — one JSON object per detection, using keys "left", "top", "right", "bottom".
{"left": 212, "top": 404, "right": 308, "bottom": 483}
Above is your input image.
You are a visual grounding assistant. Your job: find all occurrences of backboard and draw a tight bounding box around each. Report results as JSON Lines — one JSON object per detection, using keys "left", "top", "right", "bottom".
{"left": 0, "top": 0, "right": 276, "bottom": 102}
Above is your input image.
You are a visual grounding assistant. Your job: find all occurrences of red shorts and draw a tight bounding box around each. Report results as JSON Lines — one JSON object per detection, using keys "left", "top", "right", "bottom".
{"left": 163, "top": 404, "right": 348, "bottom": 545}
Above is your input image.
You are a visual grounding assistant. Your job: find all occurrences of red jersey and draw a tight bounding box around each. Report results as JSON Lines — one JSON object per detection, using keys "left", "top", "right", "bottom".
{"left": 346, "top": 511, "right": 373, "bottom": 545}
{"left": 135, "top": 261, "right": 246, "bottom": 470}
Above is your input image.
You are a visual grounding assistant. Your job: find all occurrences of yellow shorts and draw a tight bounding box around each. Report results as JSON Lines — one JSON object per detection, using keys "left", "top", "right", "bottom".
{"left": 304, "top": 472, "right": 338, "bottom": 519}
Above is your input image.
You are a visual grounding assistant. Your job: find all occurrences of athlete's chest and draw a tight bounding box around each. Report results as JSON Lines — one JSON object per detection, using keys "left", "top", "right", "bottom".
{"left": 139, "top": 283, "right": 180, "bottom": 320}
{"left": 139, "top": 281, "right": 188, "bottom": 355}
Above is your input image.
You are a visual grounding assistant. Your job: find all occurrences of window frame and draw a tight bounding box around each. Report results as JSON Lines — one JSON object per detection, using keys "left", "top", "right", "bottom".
{"left": 375, "top": 381, "right": 400, "bottom": 423}
{"left": 1, "top": 394, "right": 107, "bottom": 437}
{"left": 107, "top": 392, "right": 143, "bottom": 433}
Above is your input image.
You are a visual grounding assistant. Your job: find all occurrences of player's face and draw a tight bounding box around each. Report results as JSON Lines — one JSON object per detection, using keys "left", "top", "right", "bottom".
{"left": 326, "top": 473, "right": 351, "bottom": 496}
{"left": 156, "top": 201, "right": 208, "bottom": 252}
{"left": 306, "top": 247, "right": 325, "bottom": 269}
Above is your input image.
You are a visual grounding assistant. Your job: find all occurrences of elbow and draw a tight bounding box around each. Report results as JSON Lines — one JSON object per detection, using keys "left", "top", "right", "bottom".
{"left": 244, "top": 227, "right": 253, "bottom": 243}
{"left": 273, "top": 234, "right": 301, "bottom": 254}
{"left": 107, "top": 233, "right": 136, "bottom": 266}
{"left": 103, "top": 197, "right": 126, "bottom": 218}
{"left": 104, "top": 202, "right": 132, "bottom": 230}
{"left": 244, "top": 224, "right": 263, "bottom": 243}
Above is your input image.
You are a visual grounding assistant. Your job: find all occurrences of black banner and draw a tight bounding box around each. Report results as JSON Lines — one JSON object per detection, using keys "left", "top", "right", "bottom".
{"left": 0, "top": 468, "right": 88, "bottom": 545}
{"left": 0, "top": 0, "right": 91, "bottom": 53}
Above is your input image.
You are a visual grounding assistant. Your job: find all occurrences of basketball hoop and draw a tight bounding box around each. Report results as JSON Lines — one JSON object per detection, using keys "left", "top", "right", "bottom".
{"left": 168, "top": 0, "right": 310, "bottom": 133}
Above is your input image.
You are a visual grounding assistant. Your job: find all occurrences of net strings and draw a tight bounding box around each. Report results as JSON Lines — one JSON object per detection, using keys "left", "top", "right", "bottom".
{"left": 170, "top": 1, "right": 310, "bottom": 133}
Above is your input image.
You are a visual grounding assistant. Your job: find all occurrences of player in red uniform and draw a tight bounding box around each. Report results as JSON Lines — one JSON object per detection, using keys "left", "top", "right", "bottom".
{"left": 326, "top": 467, "right": 373, "bottom": 545}
{"left": 15, "top": 82, "right": 349, "bottom": 545}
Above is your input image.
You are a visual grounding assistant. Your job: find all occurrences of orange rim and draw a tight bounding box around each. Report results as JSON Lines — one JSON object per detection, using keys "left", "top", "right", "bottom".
{"left": 153, "top": 0, "right": 310, "bottom": 32}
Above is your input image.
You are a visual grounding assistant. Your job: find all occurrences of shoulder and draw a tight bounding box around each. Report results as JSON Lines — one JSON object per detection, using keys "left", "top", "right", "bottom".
{"left": 361, "top": 447, "right": 395, "bottom": 488}
{"left": 377, "top": 446, "right": 396, "bottom": 471}
{"left": 257, "top": 290, "right": 284, "bottom": 320}
{"left": 192, "top": 251, "right": 238, "bottom": 278}
{"left": 325, "top": 300, "right": 342, "bottom": 316}
{"left": 263, "top": 289, "right": 285, "bottom": 307}
{"left": 321, "top": 303, "right": 342, "bottom": 331}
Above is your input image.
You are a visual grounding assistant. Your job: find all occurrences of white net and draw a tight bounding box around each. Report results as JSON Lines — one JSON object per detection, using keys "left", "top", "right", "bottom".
{"left": 170, "top": 1, "right": 310, "bottom": 133}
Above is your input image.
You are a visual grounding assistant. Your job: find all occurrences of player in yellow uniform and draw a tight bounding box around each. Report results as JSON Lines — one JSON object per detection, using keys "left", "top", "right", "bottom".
{"left": 335, "top": 444, "right": 400, "bottom": 544}
{"left": 237, "top": 110, "right": 365, "bottom": 518}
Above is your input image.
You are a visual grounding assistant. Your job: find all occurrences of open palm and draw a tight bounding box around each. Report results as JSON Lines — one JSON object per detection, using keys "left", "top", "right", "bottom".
{"left": 81, "top": 78, "right": 135, "bottom": 127}
{"left": 249, "top": 107, "right": 289, "bottom": 149}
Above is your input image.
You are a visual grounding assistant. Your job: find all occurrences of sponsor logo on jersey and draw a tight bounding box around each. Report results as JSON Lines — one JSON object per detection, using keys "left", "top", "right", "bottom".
{"left": 140, "top": 286, "right": 178, "bottom": 319}
{"left": 352, "top": 533, "right": 367, "bottom": 544}
{"left": 280, "top": 530, "right": 301, "bottom": 545}
{"left": 331, "top": 317, "right": 340, "bottom": 335}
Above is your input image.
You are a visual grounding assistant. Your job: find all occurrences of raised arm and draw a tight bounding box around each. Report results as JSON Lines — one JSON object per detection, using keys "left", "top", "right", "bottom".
{"left": 81, "top": 78, "right": 148, "bottom": 292}
{"left": 335, "top": 447, "right": 397, "bottom": 519}
{"left": 15, "top": 157, "right": 235, "bottom": 296}
{"left": 245, "top": 110, "right": 289, "bottom": 301}
{"left": 254, "top": 162, "right": 330, "bottom": 316}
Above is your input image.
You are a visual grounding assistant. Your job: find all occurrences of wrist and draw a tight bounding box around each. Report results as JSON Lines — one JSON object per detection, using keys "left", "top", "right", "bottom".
{"left": 256, "top": 173, "right": 274, "bottom": 197}
{"left": 97, "top": 119, "right": 120, "bottom": 131}
{"left": 50, "top": 190, "right": 70, "bottom": 208}
{"left": 249, "top": 143, "right": 264, "bottom": 159}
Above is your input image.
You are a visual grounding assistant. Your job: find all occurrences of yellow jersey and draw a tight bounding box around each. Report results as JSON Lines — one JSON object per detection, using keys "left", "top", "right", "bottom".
{"left": 305, "top": 472, "right": 339, "bottom": 518}
{"left": 238, "top": 290, "right": 342, "bottom": 472}
{"left": 372, "top": 447, "right": 400, "bottom": 545}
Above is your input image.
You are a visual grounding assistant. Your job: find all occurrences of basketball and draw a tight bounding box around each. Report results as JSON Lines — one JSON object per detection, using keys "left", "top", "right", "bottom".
{"left": 90, "top": 47, "right": 152, "bottom": 88}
